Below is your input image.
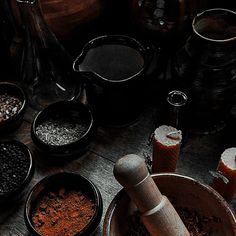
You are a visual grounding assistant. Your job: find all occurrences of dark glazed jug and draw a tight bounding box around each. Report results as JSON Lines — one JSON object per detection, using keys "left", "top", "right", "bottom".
{"left": 73, "top": 35, "right": 158, "bottom": 126}
{"left": 173, "top": 8, "right": 236, "bottom": 133}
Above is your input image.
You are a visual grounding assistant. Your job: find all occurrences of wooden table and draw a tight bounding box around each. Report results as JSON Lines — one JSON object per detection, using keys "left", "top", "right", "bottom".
{"left": 0, "top": 104, "right": 235, "bottom": 236}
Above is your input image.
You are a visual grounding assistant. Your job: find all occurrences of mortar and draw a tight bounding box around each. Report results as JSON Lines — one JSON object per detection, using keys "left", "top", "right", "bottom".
{"left": 104, "top": 173, "right": 236, "bottom": 236}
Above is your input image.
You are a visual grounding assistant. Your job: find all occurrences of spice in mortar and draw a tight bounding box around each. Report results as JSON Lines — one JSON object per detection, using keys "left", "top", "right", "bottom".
{"left": 0, "top": 94, "right": 22, "bottom": 123}
{"left": 127, "top": 207, "right": 215, "bottom": 236}
{"left": 32, "top": 187, "right": 96, "bottom": 236}
{"left": 0, "top": 142, "right": 30, "bottom": 193}
{"left": 35, "top": 116, "right": 89, "bottom": 146}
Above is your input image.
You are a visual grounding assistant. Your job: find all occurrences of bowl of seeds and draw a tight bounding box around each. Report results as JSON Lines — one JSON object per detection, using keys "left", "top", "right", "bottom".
{"left": 31, "top": 100, "right": 95, "bottom": 158}
{"left": 0, "top": 82, "right": 27, "bottom": 132}
{"left": 25, "top": 172, "right": 103, "bottom": 236}
{"left": 104, "top": 173, "right": 236, "bottom": 236}
{"left": 0, "top": 140, "right": 34, "bottom": 203}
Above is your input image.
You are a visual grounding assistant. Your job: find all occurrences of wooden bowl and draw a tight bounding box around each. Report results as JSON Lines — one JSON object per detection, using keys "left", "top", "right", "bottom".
{"left": 103, "top": 173, "right": 236, "bottom": 236}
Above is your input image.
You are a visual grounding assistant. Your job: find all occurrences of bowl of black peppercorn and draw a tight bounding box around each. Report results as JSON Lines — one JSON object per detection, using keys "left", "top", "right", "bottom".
{"left": 31, "top": 100, "right": 95, "bottom": 158}
{"left": 0, "top": 82, "right": 27, "bottom": 133}
{"left": 0, "top": 140, "right": 34, "bottom": 203}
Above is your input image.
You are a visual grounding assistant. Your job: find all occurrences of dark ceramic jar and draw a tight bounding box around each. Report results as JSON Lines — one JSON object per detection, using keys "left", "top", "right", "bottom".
{"left": 73, "top": 35, "right": 159, "bottom": 126}
{"left": 173, "top": 8, "right": 236, "bottom": 133}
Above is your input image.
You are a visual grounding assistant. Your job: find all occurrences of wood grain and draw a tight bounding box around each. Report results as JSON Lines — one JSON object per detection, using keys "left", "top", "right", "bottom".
{"left": 0, "top": 104, "right": 235, "bottom": 235}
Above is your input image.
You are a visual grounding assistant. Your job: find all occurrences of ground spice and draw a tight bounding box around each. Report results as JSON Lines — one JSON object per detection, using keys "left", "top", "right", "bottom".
{"left": 35, "top": 117, "right": 89, "bottom": 146}
{"left": 0, "top": 143, "right": 30, "bottom": 193}
{"left": 127, "top": 207, "right": 216, "bottom": 236}
{"left": 0, "top": 94, "right": 22, "bottom": 123}
{"left": 32, "top": 187, "right": 96, "bottom": 236}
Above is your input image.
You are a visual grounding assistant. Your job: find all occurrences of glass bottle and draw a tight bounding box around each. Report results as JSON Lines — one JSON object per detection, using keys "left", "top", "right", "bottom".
{"left": 166, "top": 90, "right": 188, "bottom": 130}
{"left": 16, "top": 0, "right": 78, "bottom": 110}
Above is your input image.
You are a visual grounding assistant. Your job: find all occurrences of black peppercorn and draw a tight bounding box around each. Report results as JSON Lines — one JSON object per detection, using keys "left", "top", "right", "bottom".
{"left": 0, "top": 142, "right": 30, "bottom": 193}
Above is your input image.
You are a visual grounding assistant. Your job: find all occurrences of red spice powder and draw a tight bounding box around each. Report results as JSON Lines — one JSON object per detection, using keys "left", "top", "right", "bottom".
{"left": 32, "top": 187, "right": 96, "bottom": 236}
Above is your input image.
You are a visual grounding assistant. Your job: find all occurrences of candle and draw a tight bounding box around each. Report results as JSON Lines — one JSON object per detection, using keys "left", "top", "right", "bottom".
{"left": 211, "top": 147, "right": 236, "bottom": 202}
{"left": 152, "top": 125, "right": 182, "bottom": 173}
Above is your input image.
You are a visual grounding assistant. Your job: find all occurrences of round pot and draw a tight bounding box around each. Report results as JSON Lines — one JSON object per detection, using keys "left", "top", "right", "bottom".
{"left": 31, "top": 100, "right": 95, "bottom": 158}
{"left": 25, "top": 172, "right": 103, "bottom": 236}
{"left": 104, "top": 173, "right": 236, "bottom": 235}
{"left": 73, "top": 35, "right": 159, "bottom": 126}
{"left": 173, "top": 8, "right": 236, "bottom": 133}
{"left": 11, "top": 0, "right": 106, "bottom": 39}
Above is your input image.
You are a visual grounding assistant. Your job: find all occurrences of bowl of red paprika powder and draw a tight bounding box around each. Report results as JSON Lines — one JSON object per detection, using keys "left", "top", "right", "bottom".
{"left": 24, "top": 172, "right": 103, "bottom": 236}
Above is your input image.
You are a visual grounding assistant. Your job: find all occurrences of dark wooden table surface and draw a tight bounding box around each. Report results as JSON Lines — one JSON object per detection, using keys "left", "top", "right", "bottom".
{"left": 2, "top": 0, "right": 236, "bottom": 234}
{"left": 0, "top": 104, "right": 236, "bottom": 236}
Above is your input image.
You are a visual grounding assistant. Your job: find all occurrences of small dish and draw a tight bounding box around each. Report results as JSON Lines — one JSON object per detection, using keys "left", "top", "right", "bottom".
{"left": 25, "top": 172, "right": 103, "bottom": 236}
{"left": 31, "top": 100, "right": 95, "bottom": 158}
{"left": 0, "top": 140, "right": 34, "bottom": 203}
{"left": 0, "top": 82, "right": 27, "bottom": 132}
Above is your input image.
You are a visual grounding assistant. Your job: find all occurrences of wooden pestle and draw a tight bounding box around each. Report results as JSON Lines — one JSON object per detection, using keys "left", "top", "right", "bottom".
{"left": 114, "top": 154, "right": 190, "bottom": 236}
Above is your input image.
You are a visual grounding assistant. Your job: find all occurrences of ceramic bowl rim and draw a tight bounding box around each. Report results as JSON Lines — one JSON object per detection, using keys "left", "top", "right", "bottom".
{"left": 193, "top": 8, "right": 236, "bottom": 43}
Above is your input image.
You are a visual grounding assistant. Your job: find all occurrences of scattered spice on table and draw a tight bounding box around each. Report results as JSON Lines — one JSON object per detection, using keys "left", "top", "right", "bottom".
{"left": 127, "top": 207, "right": 215, "bottom": 236}
{"left": 0, "top": 143, "right": 30, "bottom": 193}
{"left": 32, "top": 187, "right": 96, "bottom": 236}
{"left": 0, "top": 94, "right": 22, "bottom": 123}
{"left": 35, "top": 116, "right": 89, "bottom": 146}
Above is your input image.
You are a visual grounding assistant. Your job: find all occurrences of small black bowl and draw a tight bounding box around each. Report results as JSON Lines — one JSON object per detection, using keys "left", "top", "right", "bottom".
{"left": 0, "top": 140, "right": 34, "bottom": 203}
{"left": 24, "top": 172, "right": 103, "bottom": 236}
{"left": 0, "top": 82, "right": 27, "bottom": 132}
{"left": 31, "top": 100, "right": 95, "bottom": 158}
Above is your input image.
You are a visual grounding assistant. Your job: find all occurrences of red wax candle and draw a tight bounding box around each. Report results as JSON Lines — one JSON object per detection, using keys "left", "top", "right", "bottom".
{"left": 152, "top": 125, "right": 182, "bottom": 173}
{"left": 211, "top": 147, "right": 236, "bottom": 202}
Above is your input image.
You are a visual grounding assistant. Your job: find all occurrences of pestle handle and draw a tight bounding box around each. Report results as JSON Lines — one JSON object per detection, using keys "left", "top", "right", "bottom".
{"left": 114, "top": 154, "right": 163, "bottom": 212}
{"left": 114, "top": 154, "right": 190, "bottom": 236}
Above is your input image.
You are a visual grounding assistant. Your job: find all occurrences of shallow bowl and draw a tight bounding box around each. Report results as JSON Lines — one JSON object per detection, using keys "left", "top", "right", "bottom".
{"left": 31, "top": 100, "right": 95, "bottom": 158}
